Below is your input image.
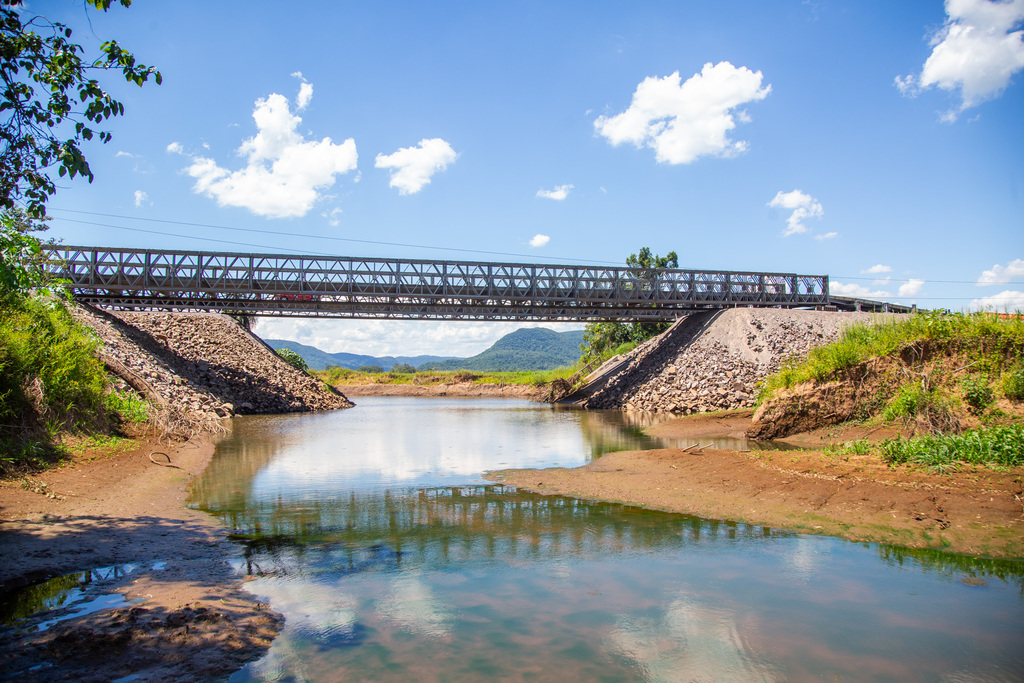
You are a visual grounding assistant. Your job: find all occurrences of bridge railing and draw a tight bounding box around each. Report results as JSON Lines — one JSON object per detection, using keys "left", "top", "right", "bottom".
{"left": 44, "top": 245, "right": 830, "bottom": 320}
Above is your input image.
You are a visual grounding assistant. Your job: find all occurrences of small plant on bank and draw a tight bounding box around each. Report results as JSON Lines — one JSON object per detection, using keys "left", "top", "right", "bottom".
{"left": 1003, "top": 362, "right": 1024, "bottom": 402}
{"left": 960, "top": 374, "right": 994, "bottom": 412}
{"left": 881, "top": 424, "right": 1024, "bottom": 471}
{"left": 105, "top": 389, "right": 149, "bottom": 424}
{"left": 881, "top": 382, "right": 960, "bottom": 433}
{"left": 276, "top": 348, "right": 308, "bottom": 371}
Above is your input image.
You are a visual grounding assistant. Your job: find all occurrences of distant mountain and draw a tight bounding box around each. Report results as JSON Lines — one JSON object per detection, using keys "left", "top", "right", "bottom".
{"left": 261, "top": 339, "right": 456, "bottom": 371}
{"left": 420, "top": 328, "right": 584, "bottom": 371}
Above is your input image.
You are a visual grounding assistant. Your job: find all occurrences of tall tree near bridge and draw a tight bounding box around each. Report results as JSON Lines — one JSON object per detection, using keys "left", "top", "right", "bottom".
{"left": 0, "top": 0, "right": 159, "bottom": 299}
{"left": 0, "top": 0, "right": 161, "bottom": 219}
{"left": 580, "top": 247, "right": 679, "bottom": 363}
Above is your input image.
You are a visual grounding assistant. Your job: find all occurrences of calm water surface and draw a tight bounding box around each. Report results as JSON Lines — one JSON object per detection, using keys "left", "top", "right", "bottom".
{"left": 189, "top": 397, "right": 1024, "bottom": 682}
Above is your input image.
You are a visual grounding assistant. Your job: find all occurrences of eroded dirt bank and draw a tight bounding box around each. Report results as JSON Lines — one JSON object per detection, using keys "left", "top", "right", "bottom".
{"left": 486, "top": 412, "right": 1024, "bottom": 558}
{"left": 0, "top": 434, "right": 281, "bottom": 681}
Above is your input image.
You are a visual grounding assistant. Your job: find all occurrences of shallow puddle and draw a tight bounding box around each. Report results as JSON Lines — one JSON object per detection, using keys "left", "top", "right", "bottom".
{"left": 0, "top": 561, "right": 164, "bottom": 631}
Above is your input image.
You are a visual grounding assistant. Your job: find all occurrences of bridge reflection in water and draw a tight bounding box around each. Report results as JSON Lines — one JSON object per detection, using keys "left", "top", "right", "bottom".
{"left": 216, "top": 485, "right": 784, "bottom": 578}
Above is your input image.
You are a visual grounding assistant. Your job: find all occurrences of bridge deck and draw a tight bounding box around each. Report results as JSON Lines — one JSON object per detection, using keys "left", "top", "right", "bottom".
{"left": 42, "top": 245, "right": 896, "bottom": 320}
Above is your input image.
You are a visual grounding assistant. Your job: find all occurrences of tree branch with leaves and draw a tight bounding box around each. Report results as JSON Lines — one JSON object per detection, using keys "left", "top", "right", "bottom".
{"left": 1, "top": 0, "right": 160, "bottom": 219}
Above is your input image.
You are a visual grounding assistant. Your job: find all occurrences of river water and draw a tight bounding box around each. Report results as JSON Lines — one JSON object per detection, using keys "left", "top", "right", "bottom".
{"left": 188, "top": 397, "right": 1024, "bottom": 682}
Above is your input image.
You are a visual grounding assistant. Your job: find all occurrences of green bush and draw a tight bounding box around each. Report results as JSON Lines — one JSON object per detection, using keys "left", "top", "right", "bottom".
{"left": 276, "top": 348, "right": 308, "bottom": 371}
{"left": 392, "top": 363, "right": 416, "bottom": 374}
{"left": 1003, "top": 364, "right": 1024, "bottom": 401}
{"left": 882, "top": 384, "right": 927, "bottom": 421}
{"left": 960, "top": 374, "right": 993, "bottom": 411}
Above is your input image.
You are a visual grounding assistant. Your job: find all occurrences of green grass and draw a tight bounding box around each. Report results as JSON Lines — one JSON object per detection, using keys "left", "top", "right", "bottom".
{"left": 105, "top": 389, "right": 150, "bottom": 424}
{"left": 0, "top": 295, "right": 112, "bottom": 474}
{"left": 760, "top": 311, "right": 1024, "bottom": 400}
{"left": 880, "top": 424, "right": 1024, "bottom": 471}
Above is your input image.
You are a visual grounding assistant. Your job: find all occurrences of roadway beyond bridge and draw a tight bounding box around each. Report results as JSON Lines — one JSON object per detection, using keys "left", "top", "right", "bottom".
{"left": 45, "top": 246, "right": 910, "bottom": 321}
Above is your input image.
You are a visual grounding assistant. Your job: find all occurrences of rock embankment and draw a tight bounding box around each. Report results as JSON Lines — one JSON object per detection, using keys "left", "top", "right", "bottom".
{"left": 574, "top": 308, "right": 889, "bottom": 414}
{"left": 73, "top": 305, "right": 352, "bottom": 434}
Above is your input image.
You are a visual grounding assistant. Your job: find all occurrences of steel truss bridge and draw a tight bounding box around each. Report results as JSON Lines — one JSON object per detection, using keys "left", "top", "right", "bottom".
{"left": 44, "top": 246, "right": 906, "bottom": 321}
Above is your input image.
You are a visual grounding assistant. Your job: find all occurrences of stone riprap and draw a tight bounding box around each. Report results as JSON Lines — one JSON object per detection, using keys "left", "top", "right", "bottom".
{"left": 73, "top": 305, "right": 352, "bottom": 435}
{"left": 575, "top": 308, "right": 890, "bottom": 414}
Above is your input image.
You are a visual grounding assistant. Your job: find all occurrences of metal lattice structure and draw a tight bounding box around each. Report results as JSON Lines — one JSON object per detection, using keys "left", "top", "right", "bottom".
{"left": 45, "top": 245, "right": 835, "bottom": 321}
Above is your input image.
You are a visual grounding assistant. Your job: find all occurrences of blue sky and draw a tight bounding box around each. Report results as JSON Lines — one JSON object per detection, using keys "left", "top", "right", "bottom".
{"left": 35, "top": 0, "right": 1024, "bottom": 356}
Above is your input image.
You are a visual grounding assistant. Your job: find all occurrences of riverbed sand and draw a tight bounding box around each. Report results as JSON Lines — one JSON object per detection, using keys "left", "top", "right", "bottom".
{"left": 0, "top": 434, "right": 281, "bottom": 681}
{"left": 487, "top": 411, "right": 1024, "bottom": 558}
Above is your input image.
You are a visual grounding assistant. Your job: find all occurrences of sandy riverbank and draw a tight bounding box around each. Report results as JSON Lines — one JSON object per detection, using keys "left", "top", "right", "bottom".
{"left": 487, "top": 411, "right": 1024, "bottom": 558}
{"left": 0, "top": 433, "right": 281, "bottom": 681}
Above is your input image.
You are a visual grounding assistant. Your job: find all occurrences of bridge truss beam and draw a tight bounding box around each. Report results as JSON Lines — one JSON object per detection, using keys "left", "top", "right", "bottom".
{"left": 46, "top": 246, "right": 832, "bottom": 321}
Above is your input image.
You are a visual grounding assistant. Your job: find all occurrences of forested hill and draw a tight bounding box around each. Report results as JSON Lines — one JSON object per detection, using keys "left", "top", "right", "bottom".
{"left": 419, "top": 328, "right": 585, "bottom": 371}
{"left": 262, "top": 339, "right": 455, "bottom": 371}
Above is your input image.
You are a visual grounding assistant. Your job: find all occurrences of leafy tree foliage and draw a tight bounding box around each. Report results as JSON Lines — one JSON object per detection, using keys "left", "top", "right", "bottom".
{"left": 276, "top": 348, "right": 308, "bottom": 372}
{"left": 0, "top": 207, "right": 50, "bottom": 301}
{"left": 392, "top": 363, "right": 417, "bottom": 374}
{"left": 626, "top": 247, "right": 678, "bottom": 272}
{"left": 580, "top": 247, "right": 679, "bottom": 362}
{"left": 1, "top": 0, "right": 161, "bottom": 218}
{"left": 358, "top": 364, "right": 384, "bottom": 374}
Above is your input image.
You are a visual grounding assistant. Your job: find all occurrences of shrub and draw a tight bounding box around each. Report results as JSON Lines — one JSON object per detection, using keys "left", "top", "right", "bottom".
{"left": 392, "top": 363, "right": 416, "bottom": 374}
{"left": 960, "top": 374, "right": 993, "bottom": 412}
{"left": 1003, "top": 363, "right": 1024, "bottom": 402}
{"left": 881, "top": 382, "right": 959, "bottom": 433}
{"left": 882, "top": 384, "right": 927, "bottom": 421}
{"left": 276, "top": 348, "right": 308, "bottom": 371}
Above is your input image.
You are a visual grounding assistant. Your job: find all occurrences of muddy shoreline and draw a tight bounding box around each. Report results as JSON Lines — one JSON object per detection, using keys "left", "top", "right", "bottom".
{"left": 0, "top": 433, "right": 281, "bottom": 681}
{"left": 487, "top": 411, "right": 1024, "bottom": 559}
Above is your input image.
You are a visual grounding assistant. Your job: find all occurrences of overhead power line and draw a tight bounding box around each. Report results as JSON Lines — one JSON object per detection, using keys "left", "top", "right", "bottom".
{"left": 48, "top": 208, "right": 1024, "bottom": 286}
{"left": 49, "top": 208, "right": 623, "bottom": 266}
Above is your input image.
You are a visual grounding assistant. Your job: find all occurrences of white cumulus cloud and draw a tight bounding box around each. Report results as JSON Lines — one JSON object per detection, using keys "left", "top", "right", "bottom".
{"left": 375, "top": 138, "right": 457, "bottom": 195}
{"left": 831, "top": 282, "right": 893, "bottom": 299}
{"left": 862, "top": 264, "right": 893, "bottom": 274}
{"left": 182, "top": 83, "right": 357, "bottom": 218}
{"left": 529, "top": 234, "right": 550, "bottom": 248}
{"left": 970, "top": 289, "right": 1024, "bottom": 310}
{"left": 594, "top": 61, "right": 771, "bottom": 164}
{"left": 977, "top": 257, "right": 1024, "bottom": 285}
{"left": 813, "top": 232, "right": 838, "bottom": 241}
{"left": 898, "top": 279, "right": 925, "bottom": 296}
{"left": 166, "top": 141, "right": 184, "bottom": 155}
{"left": 768, "top": 189, "right": 824, "bottom": 236}
{"left": 133, "top": 190, "right": 149, "bottom": 207}
{"left": 897, "top": 0, "right": 1024, "bottom": 120}
{"left": 536, "top": 184, "right": 574, "bottom": 200}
